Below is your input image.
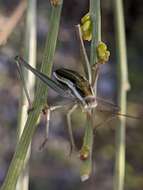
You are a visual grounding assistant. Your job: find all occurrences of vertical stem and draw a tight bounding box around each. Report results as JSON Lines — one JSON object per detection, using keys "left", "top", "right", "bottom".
{"left": 16, "top": 0, "right": 37, "bottom": 190}
{"left": 0, "top": 1, "right": 63, "bottom": 190}
{"left": 113, "top": 0, "right": 130, "bottom": 190}
{"left": 75, "top": 25, "right": 91, "bottom": 83}
{"left": 90, "top": 0, "right": 101, "bottom": 66}
{"left": 80, "top": 113, "right": 93, "bottom": 181}
{"left": 80, "top": 0, "right": 101, "bottom": 181}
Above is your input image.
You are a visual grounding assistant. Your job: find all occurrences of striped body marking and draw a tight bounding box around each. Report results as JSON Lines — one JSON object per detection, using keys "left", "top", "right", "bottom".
{"left": 53, "top": 68, "right": 97, "bottom": 109}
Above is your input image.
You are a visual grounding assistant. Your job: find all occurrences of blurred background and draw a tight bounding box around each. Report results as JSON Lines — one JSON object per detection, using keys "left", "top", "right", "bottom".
{"left": 0, "top": 0, "right": 143, "bottom": 189}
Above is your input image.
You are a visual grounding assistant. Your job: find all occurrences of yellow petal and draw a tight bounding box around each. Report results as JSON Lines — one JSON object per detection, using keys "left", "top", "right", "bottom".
{"left": 81, "top": 20, "right": 91, "bottom": 32}
{"left": 81, "top": 13, "right": 90, "bottom": 24}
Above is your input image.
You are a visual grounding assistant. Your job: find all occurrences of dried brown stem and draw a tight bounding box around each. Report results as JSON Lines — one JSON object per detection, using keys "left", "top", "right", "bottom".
{"left": 0, "top": 0, "right": 27, "bottom": 45}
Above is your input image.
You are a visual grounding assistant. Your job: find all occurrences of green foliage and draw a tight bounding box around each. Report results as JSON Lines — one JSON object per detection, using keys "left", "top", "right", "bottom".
{"left": 0, "top": 1, "right": 63, "bottom": 190}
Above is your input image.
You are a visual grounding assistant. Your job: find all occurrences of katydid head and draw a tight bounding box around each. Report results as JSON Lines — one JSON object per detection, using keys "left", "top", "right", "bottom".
{"left": 83, "top": 95, "right": 97, "bottom": 110}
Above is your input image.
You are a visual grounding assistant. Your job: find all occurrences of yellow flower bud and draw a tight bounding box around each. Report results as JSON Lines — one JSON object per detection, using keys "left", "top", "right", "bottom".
{"left": 81, "top": 20, "right": 91, "bottom": 32}
{"left": 96, "top": 42, "right": 110, "bottom": 64}
{"left": 81, "top": 13, "right": 90, "bottom": 24}
{"left": 80, "top": 13, "right": 92, "bottom": 41}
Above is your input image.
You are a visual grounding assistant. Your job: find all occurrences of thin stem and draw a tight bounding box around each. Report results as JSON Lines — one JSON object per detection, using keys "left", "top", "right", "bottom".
{"left": 90, "top": 0, "right": 101, "bottom": 89}
{"left": 75, "top": 25, "right": 91, "bottom": 83}
{"left": 0, "top": 0, "right": 27, "bottom": 45}
{"left": 16, "top": 0, "right": 37, "bottom": 190}
{"left": 113, "top": 0, "right": 130, "bottom": 190}
{"left": 80, "top": 113, "right": 93, "bottom": 181}
{"left": 0, "top": 1, "right": 63, "bottom": 190}
{"left": 90, "top": 0, "right": 101, "bottom": 66}
{"left": 80, "top": 0, "right": 101, "bottom": 181}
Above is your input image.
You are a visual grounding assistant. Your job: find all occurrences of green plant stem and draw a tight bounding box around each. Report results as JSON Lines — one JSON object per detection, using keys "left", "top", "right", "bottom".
{"left": 16, "top": 0, "right": 37, "bottom": 190}
{"left": 76, "top": 24, "right": 91, "bottom": 84}
{"left": 113, "top": 0, "right": 130, "bottom": 190}
{"left": 90, "top": 0, "right": 101, "bottom": 87}
{"left": 90, "top": 0, "right": 101, "bottom": 66}
{"left": 80, "top": 0, "right": 101, "bottom": 181}
{"left": 80, "top": 113, "right": 93, "bottom": 181}
{"left": 0, "top": 1, "right": 63, "bottom": 190}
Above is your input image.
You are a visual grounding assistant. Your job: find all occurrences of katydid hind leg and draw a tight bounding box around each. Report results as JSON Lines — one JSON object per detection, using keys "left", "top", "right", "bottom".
{"left": 16, "top": 58, "right": 33, "bottom": 110}
{"left": 15, "top": 56, "right": 68, "bottom": 97}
